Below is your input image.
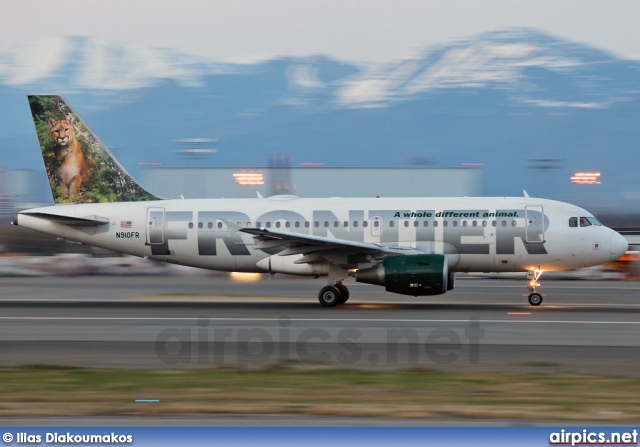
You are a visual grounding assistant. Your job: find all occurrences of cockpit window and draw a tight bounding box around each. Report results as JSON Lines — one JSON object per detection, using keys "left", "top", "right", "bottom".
{"left": 587, "top": 217, "right": 603, "bottom": 226}
{"left": 571, "top": 217, "right": 602, "bottom": 227}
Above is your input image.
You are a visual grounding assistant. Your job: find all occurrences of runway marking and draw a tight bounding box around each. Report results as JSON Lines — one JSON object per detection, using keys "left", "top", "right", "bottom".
{"left": 4, "top": 298, "right": 640, "bottom": 308}
{"left": 0, "top": 317, "right": 639, "bottom": 325}
{"left": 452, "top": 284, "right": 640, "bottom": 290}
{"left": 327, "top": 283, "right": 640, "bottom": 290}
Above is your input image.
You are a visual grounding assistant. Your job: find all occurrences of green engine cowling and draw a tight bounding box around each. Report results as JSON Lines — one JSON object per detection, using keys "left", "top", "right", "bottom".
{"left": 356, "top": 254, "right": 449, "bottom": 296}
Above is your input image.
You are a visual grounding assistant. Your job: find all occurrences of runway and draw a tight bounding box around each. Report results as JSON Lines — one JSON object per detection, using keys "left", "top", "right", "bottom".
{"left": 1, "top": 275, "right": 639, "bottom": 375}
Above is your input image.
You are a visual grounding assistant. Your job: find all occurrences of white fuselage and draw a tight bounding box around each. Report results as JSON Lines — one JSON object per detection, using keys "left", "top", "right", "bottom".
{"left": 17, "top": 196, "right": 627, "bottom": 275}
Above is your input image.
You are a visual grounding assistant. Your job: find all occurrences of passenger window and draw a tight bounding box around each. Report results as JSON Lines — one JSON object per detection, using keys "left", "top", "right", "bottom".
{"left": 363, "top": 221, "right": 369, "bottom": 228}
{"left": 390, "top": 221, "right": 395, "bottom": 227}
{"left": 492, "top": 220, "right": 496, "bottom": 227}
{"left": 188, "top": 222, "right": 193, "bottom": 229}
{"left": 334, "top": 221, "right": 339, "bottom": 228}
{"left": 580, "top": 217, "right": 592, "bottom": 227}
{"left": 423, "top": 221, "right": 429, "bottom": 227}
{"left": 511, "top": 220, "right": 517, "bottom": 227}
{"left": 266, "top": 222, "right": 271, "bottom": 228}
{"left": 208, "top": 222, "right": 213, "bottom": 229}
{"left": 343, "top": 221, "right": 348, "bottom": 227}
{"left": 443, "top": 221, "right": 448, "bottom": 227}
{"left": 217, "top": 222, "right": 223, "bottom": 229}
{"left": 404, "top": 221, "right": 409, "bottom": 228}
{"left": 462, "top": 221, "right": 468, "bottom": 227}
{"left": 353, "top": 221, "right": 358, "bottom": 228}
{"left": 569, "top": 217, "right": 578, "bottom": 227}
{"left": 453, "top": 221, "right": 458, "bottom": 227}
{"left": 472, "top": 221, "right": 477, "bottom": 227}
{"left": 198, "top": 222, "right": 203, "bottom": 229}
{"left": 434, "top": 221, "right": 438, "bottom": 227}
{"left": 305, "top": 222, "right": 310, "bottom": 228}
{"left": 275, "top": 222, "right": 281, "bottom": 228}
{"left": 502, "top": 221, "right": 507, "bottom": 227}
{"left": 256, "top": 222, "right": 262, "bottom": 228}
{"left": 373, "top": 221, "right": 379, "bottom": 228}
{"left": 314, "top": 221, "right": 319, "bottom": 228}
{"left": 285, "top": 222, "right": 291, "bottom": 228}
{"left": 482, "top": 221, "right": 487, "bottom": 227}
{"left": 324, "top": 221, "right": 329, "bottom": 228}
{"left": 414, "top": 221, "right": 419, "bottom": 227}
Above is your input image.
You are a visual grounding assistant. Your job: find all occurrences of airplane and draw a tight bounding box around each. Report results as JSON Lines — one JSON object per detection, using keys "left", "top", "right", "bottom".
{"left": 14, "top": 95, "right": 629, "bottom": 307}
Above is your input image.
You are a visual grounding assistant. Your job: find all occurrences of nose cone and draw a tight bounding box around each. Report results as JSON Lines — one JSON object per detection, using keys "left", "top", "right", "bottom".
{"left": 609, "top": 231, "right": 628, "bottom": 261}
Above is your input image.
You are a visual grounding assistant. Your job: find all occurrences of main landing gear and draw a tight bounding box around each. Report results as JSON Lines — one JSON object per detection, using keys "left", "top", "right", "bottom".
{"left": 317, "top": 265, "right": 352, "bottom": 307}
{"left": 526, "top": 270, "right": 544, "bottom": 306}
{"left": 318, "top": 282, "right": 350, "bottom": 307}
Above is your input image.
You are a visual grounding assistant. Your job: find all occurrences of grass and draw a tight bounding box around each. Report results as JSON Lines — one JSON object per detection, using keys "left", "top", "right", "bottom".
{"left": 0, "top": 367, "right": 638, "bottom": 421}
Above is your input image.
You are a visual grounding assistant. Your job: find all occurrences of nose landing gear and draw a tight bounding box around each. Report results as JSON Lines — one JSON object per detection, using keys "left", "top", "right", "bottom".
{"left": 526, "top": 270, "right": 544, "bottom": 306}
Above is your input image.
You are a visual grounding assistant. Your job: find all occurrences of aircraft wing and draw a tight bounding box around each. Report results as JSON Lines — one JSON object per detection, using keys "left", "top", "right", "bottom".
{"left": 239, "top": 227, "right": 420, "bottom": 264}
{"left": 240, "top": 227, "right": 380, "bottom": 255}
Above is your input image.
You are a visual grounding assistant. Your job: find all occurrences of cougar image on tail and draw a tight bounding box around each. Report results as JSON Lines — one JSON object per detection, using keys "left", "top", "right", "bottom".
{"left": 48, "top": 114, "right": 95, "bottom": 198}
{"left": 29, "top": 95, "right": 159, "bottom": 204}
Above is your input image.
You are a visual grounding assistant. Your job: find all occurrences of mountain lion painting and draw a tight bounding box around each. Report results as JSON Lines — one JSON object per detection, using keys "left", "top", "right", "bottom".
{"left": 48, "top": 115, "right": 95, "bottom": 198}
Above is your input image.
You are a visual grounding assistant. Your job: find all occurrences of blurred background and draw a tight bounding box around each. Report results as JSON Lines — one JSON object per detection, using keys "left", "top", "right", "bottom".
{"left": 1, "top": 2, "right": 639, "bottom": 276}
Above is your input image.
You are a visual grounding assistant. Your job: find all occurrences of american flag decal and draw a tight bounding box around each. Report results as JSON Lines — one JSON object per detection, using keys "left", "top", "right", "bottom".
{"left": 120, "top": 221, "right": 132, "bottom": 228}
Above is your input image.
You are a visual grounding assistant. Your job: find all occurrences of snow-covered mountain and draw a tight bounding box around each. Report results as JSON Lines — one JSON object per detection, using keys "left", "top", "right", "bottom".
{"left": 3, "top": 30, "right": 638, "bottom": 108}
{"left": 0, "top": 36, "right": 242, "bottom": 90}
{"left": 1, "top": 29, "right": 640, "bottom": 213}
{"left": 334, "top": 29, "right": 640, "bottom": 108}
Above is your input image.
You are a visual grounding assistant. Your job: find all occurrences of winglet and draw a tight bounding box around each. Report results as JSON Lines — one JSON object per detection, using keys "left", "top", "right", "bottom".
{"left": 221, "top": 219, "right": 242, "bottom": 236}
{"left": 28, "top": 95, "right": 161, "bottom": 204}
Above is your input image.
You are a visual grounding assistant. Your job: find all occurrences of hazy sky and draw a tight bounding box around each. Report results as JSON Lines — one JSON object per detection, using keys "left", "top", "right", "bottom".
{"left": 4, "top": 0, "right": 640, "bottom": 62}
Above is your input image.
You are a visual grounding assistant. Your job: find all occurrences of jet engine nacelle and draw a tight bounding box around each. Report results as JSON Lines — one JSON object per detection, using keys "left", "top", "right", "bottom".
{"left": 356, "top": 254, "right": 449, "bottom": 296}
{"left": 256, "top": 254, "right": 330, "bottom": 276}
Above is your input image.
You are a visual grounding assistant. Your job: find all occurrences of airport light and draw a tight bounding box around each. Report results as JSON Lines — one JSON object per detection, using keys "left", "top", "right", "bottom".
{"left": 571, "top": 172, "right": 601, "bottom": 184}
{"left": 233, "top": 171, "right": 264, "bottom": 185}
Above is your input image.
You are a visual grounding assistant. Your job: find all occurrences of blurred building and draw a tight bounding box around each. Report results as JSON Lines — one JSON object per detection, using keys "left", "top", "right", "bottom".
{"left": 142, "top": 166, "right": 482, "bottom": 199}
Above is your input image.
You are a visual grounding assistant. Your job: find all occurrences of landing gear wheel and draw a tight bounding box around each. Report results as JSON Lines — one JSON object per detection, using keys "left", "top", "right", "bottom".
{"left": 318, "top": 286, "right": 342, "bottom": 307}
{"left": 335, "top": 283, "right": 350, "bottom": 304}
{"left": 528, "top": 292, "right": 543, "bottom": 306}
{"left": 525, "top": 270, "right": 544, "bottom": 306}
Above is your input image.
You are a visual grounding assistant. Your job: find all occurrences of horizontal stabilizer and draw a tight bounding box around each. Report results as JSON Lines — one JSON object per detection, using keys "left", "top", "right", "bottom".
{"left": 19, "top": 212, "right": 110, "bottom": 227}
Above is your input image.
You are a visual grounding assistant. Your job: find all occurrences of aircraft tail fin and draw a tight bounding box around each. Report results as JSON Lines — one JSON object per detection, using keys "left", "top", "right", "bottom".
{"left": 27, "top": 95, "right": 160, "bottom": 204}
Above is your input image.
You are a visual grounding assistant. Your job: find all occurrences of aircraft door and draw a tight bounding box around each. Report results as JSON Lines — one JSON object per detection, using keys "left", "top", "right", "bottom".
{"left": 525, "top": 205, "right": 545, "bottom": 243}
{"left": 371, "top": 216, "right": 382, "bottom": 237}
{"left": 146, "top": 207, "right": 165, "bottom": 245}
